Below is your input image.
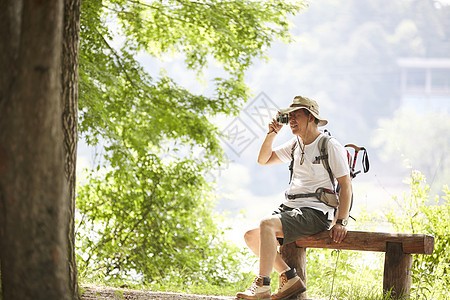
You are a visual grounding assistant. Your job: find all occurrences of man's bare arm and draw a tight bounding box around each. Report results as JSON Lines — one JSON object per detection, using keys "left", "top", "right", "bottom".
{"left": 329, "top": 174, "right": 352, "bottom": 243}
{"left": 257, "top": 119, "right": 283, "bottom": 165}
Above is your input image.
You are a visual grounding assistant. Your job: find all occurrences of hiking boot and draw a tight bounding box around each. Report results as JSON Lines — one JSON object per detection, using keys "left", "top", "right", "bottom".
{"left": 236, "top": 275, "right": 271, "bottom": 300}
{"left": 271, "top": 272, "right": 306, "bottom": 300}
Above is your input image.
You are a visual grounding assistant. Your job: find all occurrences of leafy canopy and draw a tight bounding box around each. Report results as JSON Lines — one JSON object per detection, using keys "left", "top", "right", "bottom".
{"left": 76, "top": 0, "right": 305, "bottom": 286}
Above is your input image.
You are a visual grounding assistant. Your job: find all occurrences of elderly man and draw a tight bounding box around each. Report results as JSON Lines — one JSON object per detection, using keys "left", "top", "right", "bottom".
{"left": 236, "top": 96, "right": 352, "bottom": 300}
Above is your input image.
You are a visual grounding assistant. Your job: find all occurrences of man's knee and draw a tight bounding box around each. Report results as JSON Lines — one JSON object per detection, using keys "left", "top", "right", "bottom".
{"left": 244, "top": 228, "right": 258, "bottom": 243}
{"left": 259, "top": 216, "right": 281, "bottom": 232}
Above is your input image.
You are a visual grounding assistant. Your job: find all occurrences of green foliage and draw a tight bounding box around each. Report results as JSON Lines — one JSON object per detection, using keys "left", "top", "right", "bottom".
{"left": 305, "top": 210, "right": 385, "bottom": 300}
{"left": 306, "top": 248, "right": 387, "bottom": 299}
{"left": 76, "top": 0, "right": 305, "bottom": 289}
{"left": 76, "top": 154, "right": 253, "bottom": 286}
{"left": 299, "top": 172, "right": 450, "bottom": 300}
{"left": 304, "top": 172, "right": 450, "bottom": 300}
{"left": 75, "top": 0, "right": 450, "bottom": 296}
{"left": 110, "top": 0, "right": 303, "bottom": 74}
{"left": 386, "top": 171, "right": 450, "bottom": 299}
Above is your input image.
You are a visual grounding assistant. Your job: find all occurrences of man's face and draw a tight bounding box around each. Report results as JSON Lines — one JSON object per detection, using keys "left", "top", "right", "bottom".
{"left": 288, "top": 109, "right": 308, "bottom": 135}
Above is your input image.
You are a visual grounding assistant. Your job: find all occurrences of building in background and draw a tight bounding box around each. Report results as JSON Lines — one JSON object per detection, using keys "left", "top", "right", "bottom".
{"left": 398, "top": 58, "right": 450, "bottom": 113}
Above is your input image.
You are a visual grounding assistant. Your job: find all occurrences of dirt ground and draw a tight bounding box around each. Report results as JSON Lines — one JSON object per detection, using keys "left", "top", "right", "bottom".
{"left": 80, "top": 285, "right": 319, "bottom": 300}
{"left": 80, "top": 285, "right": 235, "bottom": 300}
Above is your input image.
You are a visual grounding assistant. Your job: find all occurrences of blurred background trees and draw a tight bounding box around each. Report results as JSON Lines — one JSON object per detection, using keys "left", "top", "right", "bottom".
{"left": 239, "top": 0, "right": 450, "bottom": 205}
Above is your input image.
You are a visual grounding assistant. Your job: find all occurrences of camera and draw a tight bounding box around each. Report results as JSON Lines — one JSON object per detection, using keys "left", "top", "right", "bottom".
{"left": 276, "top": 113, "right": 289, "bottom": 125}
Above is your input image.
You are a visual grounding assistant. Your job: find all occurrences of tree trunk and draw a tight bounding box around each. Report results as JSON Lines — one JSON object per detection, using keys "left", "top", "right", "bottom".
{"left": 62, "top": 0, "right": 82, "bottom": 299}
{"left": 0, "top": 0, "right": 71, "bottom": 299}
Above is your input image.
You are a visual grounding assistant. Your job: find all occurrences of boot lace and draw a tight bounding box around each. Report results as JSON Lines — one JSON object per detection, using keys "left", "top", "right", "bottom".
{"left": 277, "top": 273, "right": 288, "bottom": 291}
{"left": 247, "top": 276, "right": 263, "bottom": 292}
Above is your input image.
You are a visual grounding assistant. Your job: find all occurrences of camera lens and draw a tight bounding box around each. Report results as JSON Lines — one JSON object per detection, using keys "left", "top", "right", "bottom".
{"left": 276, "top": 113, "right": 289, "bottom": 125}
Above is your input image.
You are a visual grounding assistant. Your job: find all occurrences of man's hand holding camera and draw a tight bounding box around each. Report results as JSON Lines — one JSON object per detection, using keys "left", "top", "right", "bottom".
{"left": 268, "top": 117, "right": 283, "bottom": 135}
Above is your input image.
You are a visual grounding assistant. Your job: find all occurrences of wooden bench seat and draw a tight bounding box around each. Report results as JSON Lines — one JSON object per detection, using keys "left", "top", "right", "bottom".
{"left": 280, "top": 230, "right": 435, "bottom": 299}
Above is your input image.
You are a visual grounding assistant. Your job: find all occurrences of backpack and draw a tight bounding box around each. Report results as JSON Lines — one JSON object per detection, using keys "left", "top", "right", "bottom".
{"left": 288, "top": 132, "right": 370, "bottom": 213}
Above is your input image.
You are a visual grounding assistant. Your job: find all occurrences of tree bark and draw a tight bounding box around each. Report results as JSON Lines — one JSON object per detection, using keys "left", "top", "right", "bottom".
{"left": 0, "top": 0, "right": 71, "bottom": 299}
{"left": 62, "top": 0, "right": 82, "bottom": 299}
{"left": 383, "top": 242, "right": 412, "bottom": 300}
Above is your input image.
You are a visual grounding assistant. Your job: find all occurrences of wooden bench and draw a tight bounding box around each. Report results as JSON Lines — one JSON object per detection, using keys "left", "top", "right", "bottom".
{"left": 280, "top": 230, "right": 435, "bottom": 299}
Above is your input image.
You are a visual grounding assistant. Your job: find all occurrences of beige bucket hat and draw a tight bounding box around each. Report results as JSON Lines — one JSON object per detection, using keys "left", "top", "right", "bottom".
{"left": 279, "top": 95, "right": 328, "bottom": 126}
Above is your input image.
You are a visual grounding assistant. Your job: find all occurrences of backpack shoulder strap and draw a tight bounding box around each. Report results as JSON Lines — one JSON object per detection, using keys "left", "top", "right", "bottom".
{"left": 318, "top": 134, "right": 356, "bottom": 217}
{"left": 288, "top": 140, "right": 298, "bottom": 184}
{"left": 317, "top": 135, "right": 336, "bottom": 192}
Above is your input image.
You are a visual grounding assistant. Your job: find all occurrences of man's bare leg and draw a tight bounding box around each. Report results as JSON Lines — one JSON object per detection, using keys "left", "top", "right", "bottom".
{"left": 244, "top": 220, "right": 289, "bottom": 274}
{"left": 238, "top": 216, "right": 306, "bottom": 299}
{"left": 258, "top": 216, "right": 285, "bottom": 276}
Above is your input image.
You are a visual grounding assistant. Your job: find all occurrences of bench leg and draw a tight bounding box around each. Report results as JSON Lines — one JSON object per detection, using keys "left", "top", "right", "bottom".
{"left": 383, "top": 242, "right": 412, "bottom": 299}
{"left": 280, "top": 243, "right": 307, "bottom": 299}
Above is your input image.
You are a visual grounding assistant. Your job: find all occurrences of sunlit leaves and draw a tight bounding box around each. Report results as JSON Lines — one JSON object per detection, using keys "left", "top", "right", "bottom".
{"left": 109, "top": 0, "right": 304, "bottom": 73}
{"left": 76, "top": 0, "right": 305, "bottom": 286}
{"left": 386, "top": 171, "right": 450, "bottom": 299}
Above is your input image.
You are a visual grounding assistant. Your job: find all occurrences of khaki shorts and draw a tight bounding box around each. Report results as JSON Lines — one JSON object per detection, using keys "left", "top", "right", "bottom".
{"left": 272, "top": 205, "right": 331, "bottom": 245}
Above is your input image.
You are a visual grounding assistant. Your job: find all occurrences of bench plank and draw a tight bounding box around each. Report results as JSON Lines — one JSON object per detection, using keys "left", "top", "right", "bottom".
{"left": 288, "top": 230, "right": 434, "bottom": 299}
{"left": 295, "top": 230, "right": 434, "bottom": 255}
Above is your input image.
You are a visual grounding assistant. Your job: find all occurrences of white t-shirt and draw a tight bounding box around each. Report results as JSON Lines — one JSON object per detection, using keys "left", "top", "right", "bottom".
{"left": 274, "top": 133, "right": 350, "bottom": 220}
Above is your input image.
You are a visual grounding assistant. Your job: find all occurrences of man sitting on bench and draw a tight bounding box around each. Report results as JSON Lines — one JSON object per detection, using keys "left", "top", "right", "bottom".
{"left": 236, "top": 96, "right": 352, "bottom": 300}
